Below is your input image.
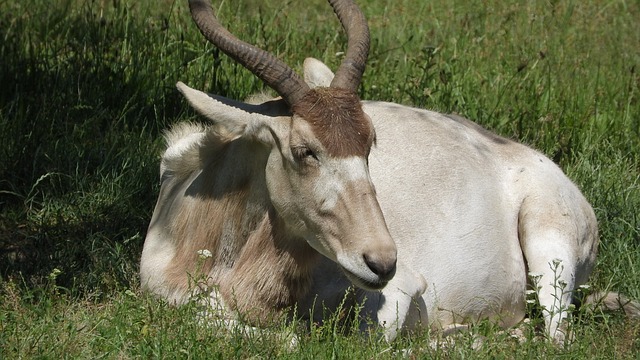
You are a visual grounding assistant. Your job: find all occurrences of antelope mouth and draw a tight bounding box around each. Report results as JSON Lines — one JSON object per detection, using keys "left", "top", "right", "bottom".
{"left": 333, "top": 249, "right": 397, "bottom": 291}
{"left": 342, "top": 268, "right": 390, "bottom": 291}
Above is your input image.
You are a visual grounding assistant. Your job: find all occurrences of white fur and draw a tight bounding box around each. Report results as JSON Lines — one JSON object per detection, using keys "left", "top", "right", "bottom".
{"left": 313, "top": 157, "right": 370, "bottom": 212}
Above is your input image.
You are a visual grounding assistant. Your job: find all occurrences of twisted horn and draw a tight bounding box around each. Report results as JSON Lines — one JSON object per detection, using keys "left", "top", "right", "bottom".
{"left": 328, "top": 0, "right": 370, "bottom": 91}
{"left": 188, "top": 0, "right": 310, "bottom": 106}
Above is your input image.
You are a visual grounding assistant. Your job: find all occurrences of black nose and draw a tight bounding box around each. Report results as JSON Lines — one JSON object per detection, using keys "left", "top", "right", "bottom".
{"left": 363, "top": 254, "right": 397, "bottom": 281}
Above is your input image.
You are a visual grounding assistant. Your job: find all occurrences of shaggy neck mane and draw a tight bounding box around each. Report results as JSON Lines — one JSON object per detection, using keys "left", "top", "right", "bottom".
{"left": 292, "top": 87, "right": 374, "bottom": 157}
{"left": 164, "top": 131, "right": 319, "bottom": 324}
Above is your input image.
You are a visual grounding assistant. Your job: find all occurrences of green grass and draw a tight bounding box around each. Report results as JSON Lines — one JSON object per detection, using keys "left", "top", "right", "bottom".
{"left": 1, "top": 0, "right": 639, "bottom": 357}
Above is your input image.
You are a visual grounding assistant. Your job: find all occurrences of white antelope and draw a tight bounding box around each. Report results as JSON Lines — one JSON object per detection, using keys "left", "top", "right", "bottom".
{"left": 141, "top": 0, "right": 639, "bottom": 343}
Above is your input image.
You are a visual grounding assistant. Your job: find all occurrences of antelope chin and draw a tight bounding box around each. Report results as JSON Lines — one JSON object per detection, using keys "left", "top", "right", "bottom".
{"left": 342, "top": 268, "right": 389, "bottom": 291}
{"left": 303, "top": 238, "right": 393, "bottom": 290}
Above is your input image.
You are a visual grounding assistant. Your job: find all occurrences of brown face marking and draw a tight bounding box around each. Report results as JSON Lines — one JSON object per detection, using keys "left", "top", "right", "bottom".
{"left": 291, "top": 87, "right": 374, "bottom": 158}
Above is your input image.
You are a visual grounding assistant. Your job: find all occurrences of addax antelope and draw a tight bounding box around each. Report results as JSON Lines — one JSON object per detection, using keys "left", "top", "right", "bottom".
{"left": 141, "top": 0, "right": 639, "bottom": 343}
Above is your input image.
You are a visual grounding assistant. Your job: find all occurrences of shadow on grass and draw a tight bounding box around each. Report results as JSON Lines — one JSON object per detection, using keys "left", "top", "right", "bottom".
{"left": 0, "top": 0, "right": 186, "bottom": 295}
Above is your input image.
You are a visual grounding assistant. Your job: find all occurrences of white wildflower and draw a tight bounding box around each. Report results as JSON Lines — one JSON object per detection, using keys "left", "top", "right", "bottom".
{"left": 48, "top": 268, "right": 62, "bottom": 281}
{"left": 528, "top": 272, "right": 543, "bottom": 279}
{"left": 197, "top": 249, "right": 213, "bottom": 259}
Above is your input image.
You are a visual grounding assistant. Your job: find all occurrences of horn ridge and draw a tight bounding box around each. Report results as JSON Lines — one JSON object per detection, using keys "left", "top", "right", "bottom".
{"left": 188, "top": 0, "right": 310, "bottom": 106}
{"left": 327, "top": 0, "right": 370, "bottom": 92}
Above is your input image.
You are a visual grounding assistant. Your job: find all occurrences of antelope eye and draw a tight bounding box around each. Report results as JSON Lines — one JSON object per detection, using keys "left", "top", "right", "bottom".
{"left": 291, "top": 145, "right": 318, "bottom": 162}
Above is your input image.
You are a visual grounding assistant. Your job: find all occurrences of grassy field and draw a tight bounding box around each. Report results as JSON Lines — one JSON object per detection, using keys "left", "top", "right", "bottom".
{"left": 1, "top": 0, "right": 639, "bottom": 357}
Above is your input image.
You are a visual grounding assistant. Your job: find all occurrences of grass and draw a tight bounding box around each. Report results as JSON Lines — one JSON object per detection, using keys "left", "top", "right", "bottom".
{"left": 1, "top": 0, "right": 639, "bottom": 357}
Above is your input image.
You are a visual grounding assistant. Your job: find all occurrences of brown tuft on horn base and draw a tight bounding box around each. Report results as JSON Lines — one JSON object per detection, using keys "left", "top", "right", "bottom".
{"left": 292, "top": 88, "right": 374, "bottom": 158}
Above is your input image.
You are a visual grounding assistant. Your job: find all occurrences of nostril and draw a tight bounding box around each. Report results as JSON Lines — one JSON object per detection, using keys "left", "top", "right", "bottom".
{"left": 363, "top": 253, "right": 397, "bottom": 281}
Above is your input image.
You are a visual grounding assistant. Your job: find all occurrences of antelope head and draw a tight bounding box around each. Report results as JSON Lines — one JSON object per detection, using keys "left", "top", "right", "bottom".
{"left": 178, "top": 0, "right": 396, "bottom": 290}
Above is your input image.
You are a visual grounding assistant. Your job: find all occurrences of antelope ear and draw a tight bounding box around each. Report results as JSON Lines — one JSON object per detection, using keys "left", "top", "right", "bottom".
{"left": 176, "top": 82, "right": 288, "bottom": 145}
{"left": 303, "top": 58, "right": 334, "bottom": 88}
